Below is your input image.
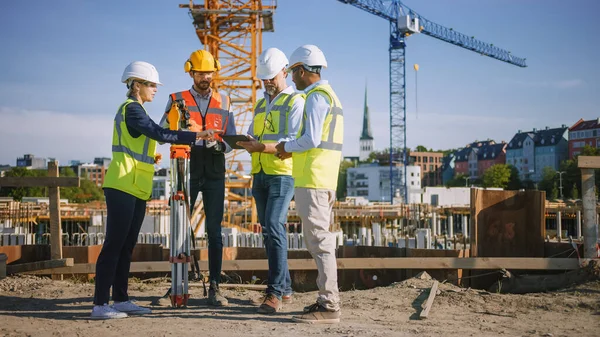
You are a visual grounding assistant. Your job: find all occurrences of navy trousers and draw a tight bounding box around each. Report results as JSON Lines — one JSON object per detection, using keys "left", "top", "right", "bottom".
{"left": 190, "top": 177, "right": 225, "bottom": 284}
{"left": 93, "top": 188, "right": 145, "bottom": 305}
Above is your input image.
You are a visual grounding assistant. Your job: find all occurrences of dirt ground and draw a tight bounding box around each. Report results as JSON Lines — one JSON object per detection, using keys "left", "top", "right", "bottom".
{"left": 0, "top": 273, "right": 599, "bottom": 337}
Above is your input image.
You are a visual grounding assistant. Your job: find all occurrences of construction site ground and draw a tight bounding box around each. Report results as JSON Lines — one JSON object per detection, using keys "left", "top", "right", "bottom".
{"left": 0, "top": 274, "right": 599, "bottom": 337}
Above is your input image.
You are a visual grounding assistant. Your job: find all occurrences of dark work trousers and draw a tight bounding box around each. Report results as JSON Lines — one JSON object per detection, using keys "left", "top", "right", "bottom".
{"left": 93, "top": 188, "right": 146, "bottom": 305}
{"left": 190, "top": 176, "right": 225, "bottom": 284}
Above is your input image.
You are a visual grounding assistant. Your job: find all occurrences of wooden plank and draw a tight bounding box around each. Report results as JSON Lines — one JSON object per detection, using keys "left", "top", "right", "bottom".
{"left": 581, "top": 168, "right": 598, "bottom": 259}
{"left": 25, "top": 257, "right": 581, "bottom": 275}
{"left": 48, "top": 161, "right": 63, "bottom": 281}
{"left": 578, "top": 156, "right": 600, "bottom": 169}
{"left": 0, "top": 177, "right": 80, "bottom": 188}
{"left": 7, "top": 258, "right": 73, "bottom": 274}
{"left": 471, "top": 189, "right": 545, "bottom": 258}
{"left": 419, "top": 280, "right": 439, "bottom": 320}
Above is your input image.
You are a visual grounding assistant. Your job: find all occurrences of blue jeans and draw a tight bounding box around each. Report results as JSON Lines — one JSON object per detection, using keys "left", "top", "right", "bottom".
{"left": 252, "top": 171, "right": 294, "bottom": 298}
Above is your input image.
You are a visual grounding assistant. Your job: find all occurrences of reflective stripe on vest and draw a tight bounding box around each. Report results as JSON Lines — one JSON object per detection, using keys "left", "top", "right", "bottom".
{"left": 292, "top": 84, "right": 344, "bottom": 190}
{"left": 251, "top": 92, "right": 301, "bottom": 175}
{"left": 112, "top": 102, "right": 154, "bottom": 164}
{"left": 103, "top": 99, "right": 158, "bottom": 200}
{"left": 299, "top": 94, "right": 343, "bottom": 151}
{"left": 253, "top": 93, "right": 300, "bottom": 141}
{"left": 171, "top": 90, "right": 229, "bottom": 140}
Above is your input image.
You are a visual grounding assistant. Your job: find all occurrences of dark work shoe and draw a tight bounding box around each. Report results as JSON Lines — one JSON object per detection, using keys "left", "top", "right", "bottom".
{"left": 252, "top": 293, "right": 293, "bottom": 306}
{"left": 208, "top": 281, "right": 229, "bottom": 307}
{"left": 294, "top": 302, "right": 340, "bottom": 324}
{"left": 257, "top": 294, "right": 282, "bottom": 314}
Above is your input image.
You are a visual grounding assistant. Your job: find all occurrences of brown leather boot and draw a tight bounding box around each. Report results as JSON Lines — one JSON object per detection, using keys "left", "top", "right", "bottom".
{"left": 257, "top": 294, "right": 282, "bottom": 314}
{"left": 252, "top": 293, "right": 293, "bottom": 306}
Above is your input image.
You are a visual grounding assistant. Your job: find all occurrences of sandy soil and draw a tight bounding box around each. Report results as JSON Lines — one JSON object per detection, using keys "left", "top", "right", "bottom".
{"left": 0, "top": 273, "right": 599, "bottom": 337}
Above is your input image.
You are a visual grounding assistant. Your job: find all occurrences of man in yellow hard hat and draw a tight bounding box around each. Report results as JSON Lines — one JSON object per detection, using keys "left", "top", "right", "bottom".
{"left": 237, "top": 47, "right": 305, "bottom": 314}
{"left": 275, "top": 45, "right": 343, "bottom": 324}
{"left": 161, "top": 49, "right": 236, "bottom": 306}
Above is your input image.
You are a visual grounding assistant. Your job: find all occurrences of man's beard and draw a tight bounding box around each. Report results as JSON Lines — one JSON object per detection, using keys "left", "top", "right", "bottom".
{"left": 265, "top": 86, "right": 277, "bottom": 96}
{"left": 197, "top": 81, "right": 210, "bottom": 90}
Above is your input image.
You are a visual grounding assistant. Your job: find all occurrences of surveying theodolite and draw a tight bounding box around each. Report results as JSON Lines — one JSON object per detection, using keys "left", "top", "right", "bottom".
{"left": 165, "top": 98, "right": 202, "bottom": 307}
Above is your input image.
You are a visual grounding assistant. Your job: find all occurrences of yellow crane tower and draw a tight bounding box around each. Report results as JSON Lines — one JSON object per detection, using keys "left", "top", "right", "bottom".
{"left": 178, "top": 0, "right": 276, "bottom": 233}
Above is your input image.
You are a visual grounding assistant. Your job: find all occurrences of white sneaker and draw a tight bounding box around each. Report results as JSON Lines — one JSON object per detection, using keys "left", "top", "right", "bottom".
{"left": 112, "top": 300, "right": 152, "bottom": 315}
{"left": 90, "top": 304, "right": 128, "bottom": 320}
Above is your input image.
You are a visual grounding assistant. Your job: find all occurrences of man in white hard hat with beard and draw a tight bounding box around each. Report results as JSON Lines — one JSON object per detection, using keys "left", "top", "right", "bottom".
{"left": 237, "top": 47, "right": 305, "bottom": 314}
{"left": 275, "top": 45, "right": 344, "bottom": 324}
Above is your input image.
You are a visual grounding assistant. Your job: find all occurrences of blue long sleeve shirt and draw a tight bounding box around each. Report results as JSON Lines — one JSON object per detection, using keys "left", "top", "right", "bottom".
{"left": 284, "top": 80, "right": 331, "bottom": 153}
{"left": 124, "top": 98, "right": 196, "bottom": 145}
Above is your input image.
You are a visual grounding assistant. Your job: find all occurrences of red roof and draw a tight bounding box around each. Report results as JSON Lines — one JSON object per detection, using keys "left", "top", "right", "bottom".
{"left": 570, "top": 118, "right": 600, "bottom": 131}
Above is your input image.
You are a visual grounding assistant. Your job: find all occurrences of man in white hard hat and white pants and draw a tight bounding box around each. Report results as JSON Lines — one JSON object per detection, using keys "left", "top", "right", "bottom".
{"left": 275, "top": 45, "right": 344, "bottom": 324}
{"left": 237, "top": 48, "right": 305, "bottom": 314}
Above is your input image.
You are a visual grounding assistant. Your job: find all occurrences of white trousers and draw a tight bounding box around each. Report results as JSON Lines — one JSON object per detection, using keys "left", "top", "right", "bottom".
{"left": 294, "top": 187, "right": 340, "bottom": 311}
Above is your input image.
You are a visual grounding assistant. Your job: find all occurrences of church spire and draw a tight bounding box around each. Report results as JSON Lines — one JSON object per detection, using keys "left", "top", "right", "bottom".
{"left": 360, "top": 82, "right": 373, "bottom": 140}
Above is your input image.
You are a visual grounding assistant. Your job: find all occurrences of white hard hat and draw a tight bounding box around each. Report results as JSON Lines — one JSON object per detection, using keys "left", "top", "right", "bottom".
{"left": 121, "top": 61, "right": 163, "bottom": 85}
{"left": 257, "top": 48, "right": 289, "bottom": 80}
{"left": 287, "top": 45, "right": 327, "bottom": 72}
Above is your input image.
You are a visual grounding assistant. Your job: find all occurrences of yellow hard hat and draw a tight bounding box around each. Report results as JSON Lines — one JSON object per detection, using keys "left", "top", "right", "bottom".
{"left": 184, "top": 50, "right": 221, "bottom": 73}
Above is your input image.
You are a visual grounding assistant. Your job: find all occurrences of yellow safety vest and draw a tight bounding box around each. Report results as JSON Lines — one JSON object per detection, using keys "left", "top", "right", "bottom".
{"left": 103, "top": 99, "right": 157, "bottom": 200}
{"left": 251, "top": 92, "right": 303, "bottom": 175}
{"left": 292, "top": 83, "right": 344, "bottom": 190}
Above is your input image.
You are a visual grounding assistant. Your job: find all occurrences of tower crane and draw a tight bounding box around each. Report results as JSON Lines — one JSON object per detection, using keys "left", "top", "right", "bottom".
{"left": 337, "top": 0, "right": 526, "bottom": 203}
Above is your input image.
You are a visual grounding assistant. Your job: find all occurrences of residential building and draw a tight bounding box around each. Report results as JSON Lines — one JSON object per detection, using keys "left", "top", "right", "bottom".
{"left": 409, "top": 151, "right": 443, "bottom": 186}
{"left": 69, "top": 163, "right": 107, "bottom": 187}
{"left": 359, "top": 85, "right": 374, "bottom": 161}
{"left": 568, "top": 118, "right": 600, "bottom": 159}
{"left": 346, "top": 163, "right": 420, "bottom": 202}
{"left": 16, "top": 154, "right": 46, "bottom": 169}
{"left": 453, "top": 140, "right": 496, "bottom": 178}
{"left": 505, "top": 126, "right": 568, "bottom": 182}
{"left": 441, "top": 154, "right": 455, "bottom": 186}
{"left": 151, "top": 168, "right": 171, "bottom": 201}
{"left": 477, "top": 142, "right": 507, "bottom": 177}
{"left": 94, "top": 157, "right": 111, "bottom": 168}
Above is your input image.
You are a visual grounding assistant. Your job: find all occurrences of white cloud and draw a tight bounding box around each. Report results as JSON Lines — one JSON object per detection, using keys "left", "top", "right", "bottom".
{"left": 0, "top": 107, "right": 113, "bottom": 165}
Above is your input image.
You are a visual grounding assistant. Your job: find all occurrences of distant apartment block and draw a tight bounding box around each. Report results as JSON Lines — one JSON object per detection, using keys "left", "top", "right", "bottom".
{"left": 506, "top": 125, "right": 568, "bottom": 182}
{"left": 67, "top": 157, "right": 111, "bottom": 187}
{"left": 16, "top": 154, "right": 46, "bottom": 169}
{"left": 346, "top": 163, "right": 421, "bottom": 202}
{"left": 569, "top": 118, "right": 600, "bottom": 159}
{"left": 441, "top": 154, "right": 455, "bottom": 186}
{"left": 408, "top": 151, "right": 443, "bottom": 186}
{"left": 69, "top": 163, "right": 107, "bottom": 187}
{"left": 453, "top": 140, "right": 499, "bottom": 178}
{"left": 477, "top": 142, "right": 507, "bottom": 177}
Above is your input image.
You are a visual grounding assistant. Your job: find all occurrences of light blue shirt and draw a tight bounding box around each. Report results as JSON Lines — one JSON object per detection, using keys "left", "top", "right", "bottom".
{"left": 160, "top": 87, "right": 237, "bottom": 152}
{"left": 246, "top": 85, "right": 304, "bottom": 143}
{"left": 284, "top": 80, "right": 331, "bottom": 153}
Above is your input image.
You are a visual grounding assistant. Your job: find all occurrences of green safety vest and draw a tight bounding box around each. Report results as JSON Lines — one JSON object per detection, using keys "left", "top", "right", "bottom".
{"left": 251, "top": 92, "right": 303, "bottom": 175}
{"left": 292, "top": 83, "right": 344, "bottom": 190}
{"left": 103, "top": 99, "right": 157, "bottom": 200}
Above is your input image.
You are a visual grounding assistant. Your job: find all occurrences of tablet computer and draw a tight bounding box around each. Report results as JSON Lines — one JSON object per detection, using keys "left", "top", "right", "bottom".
{"left": 221, "top": 134, "right": 251, "bottom": 149}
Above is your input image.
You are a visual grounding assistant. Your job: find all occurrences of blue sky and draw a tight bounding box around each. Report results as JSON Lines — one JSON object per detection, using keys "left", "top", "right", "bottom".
{"left": 0, "top": 0, "right": 598, "bottom": 167}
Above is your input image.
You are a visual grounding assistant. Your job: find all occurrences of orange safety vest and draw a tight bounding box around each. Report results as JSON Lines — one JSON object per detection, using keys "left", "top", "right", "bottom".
{"left": 170, "top": 90, "right": 230, "bottom": 141}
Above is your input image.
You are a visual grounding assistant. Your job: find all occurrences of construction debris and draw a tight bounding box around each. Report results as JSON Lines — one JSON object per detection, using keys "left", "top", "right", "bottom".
{"left": 489, "top": 260, "right": 600, "bottom": 294}
{"left": 419, "top": 280, "right": 439, "bottom": 319}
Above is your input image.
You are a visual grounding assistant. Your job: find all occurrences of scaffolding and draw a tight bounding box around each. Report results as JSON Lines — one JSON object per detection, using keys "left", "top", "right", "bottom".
{"left": 179, "top": 0, "right": 277, "bottom": 228}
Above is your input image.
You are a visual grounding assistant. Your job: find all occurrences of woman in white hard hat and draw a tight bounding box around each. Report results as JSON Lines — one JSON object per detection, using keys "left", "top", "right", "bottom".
{"left": 90, "top": 61, "right": 218, "bottom": 320}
